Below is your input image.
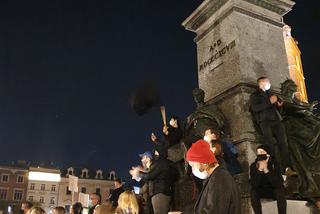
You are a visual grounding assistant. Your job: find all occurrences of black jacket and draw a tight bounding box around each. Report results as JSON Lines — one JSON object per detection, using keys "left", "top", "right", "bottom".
{"left": 109, "top": 187, "right": 124, "bottom": 207}
{"left": 164, "top": 126, "right": 183, "bottom": 147}
{"left": 249, "top": 159, "right": 284, "bottom": 190}
{"left": 139, "top": 159, "right": 176, "bottom": 197}
{"left": 194, "top": 166, "right": 241, "bottom": 214}
{"left": 250, "top": 89, "right": 282, "bottom": 123}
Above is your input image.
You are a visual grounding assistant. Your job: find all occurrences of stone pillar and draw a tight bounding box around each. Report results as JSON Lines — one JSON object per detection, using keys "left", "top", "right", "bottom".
{"left": 182, "top": 0, "right": 295, "bottom": 213}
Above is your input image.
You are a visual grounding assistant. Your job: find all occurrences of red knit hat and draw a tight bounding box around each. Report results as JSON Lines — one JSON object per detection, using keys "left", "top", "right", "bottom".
{"left": 186, "top": 139, "right": 218, "bottom": 164}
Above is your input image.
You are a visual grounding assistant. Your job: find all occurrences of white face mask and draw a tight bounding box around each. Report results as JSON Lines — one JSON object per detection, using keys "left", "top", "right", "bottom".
{"left": 192, "top": 167, "right": 209, "bottom": 180}
{"left": 263, "top": 83, "right": 271, "bottom": 91}
{"left": 203, "top": 135, "right": 211, "bottom": 143}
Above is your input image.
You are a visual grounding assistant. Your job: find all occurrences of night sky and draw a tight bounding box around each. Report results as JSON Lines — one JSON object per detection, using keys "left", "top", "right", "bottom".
{"left": 0, "top": 1, "right": 319, "bottom": 180}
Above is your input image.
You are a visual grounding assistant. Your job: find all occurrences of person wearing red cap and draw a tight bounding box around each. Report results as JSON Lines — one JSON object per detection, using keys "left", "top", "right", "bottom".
{"left": 187, "top": 139, "right": 241, "bottom": 214}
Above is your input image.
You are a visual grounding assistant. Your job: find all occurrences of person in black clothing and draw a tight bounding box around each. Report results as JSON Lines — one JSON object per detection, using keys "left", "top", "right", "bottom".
{"left": 250, "top": 76, "right": 295, "bottom": 176}
{"left": 250, "top": 144, "right": 287, "bottom": 214}
{"left": 109, "top": 178, "right": 124, "bottom": 208}
{"left": 130, "top": 147, "right": 177, "bottom": 214}
{"left": 150, "top": 116, "right": 182, "bottom": 149}
{"left": 163, "top": 116, "right": 183, "bottom": 147}
{"left": 88, "top": 193, "right": 101, "bottom": 214}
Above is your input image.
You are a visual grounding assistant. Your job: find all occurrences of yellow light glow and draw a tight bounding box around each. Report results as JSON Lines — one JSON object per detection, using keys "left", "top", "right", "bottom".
{"left": 29, "top": 171, "right": 61, "bottom": 182}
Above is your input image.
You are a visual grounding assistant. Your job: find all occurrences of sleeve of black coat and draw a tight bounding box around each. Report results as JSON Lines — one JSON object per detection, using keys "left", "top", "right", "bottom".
{"left": 250, "top": 162, "right": 263, "bottom": 188}
{"left": 138, "top": 163, "right": 162, "bottom": 181}
{"left": 250, "top": 93, "right": 271, "bottom": 113}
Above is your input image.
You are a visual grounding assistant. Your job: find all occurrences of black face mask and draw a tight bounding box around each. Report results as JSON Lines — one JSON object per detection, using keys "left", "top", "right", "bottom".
{"left": 257, "top": 154, "right": 268, "bottom": 161}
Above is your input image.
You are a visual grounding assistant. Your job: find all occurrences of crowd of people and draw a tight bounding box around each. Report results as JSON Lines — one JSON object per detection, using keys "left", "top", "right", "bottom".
{"left": 18, "top": 76, "right": 314, "bottom": 214}
{"left": 128, "top": 110, "right": 243, "bottom": 213}
{"left": 125, "top": 76, "right": 302, "bottom": 214}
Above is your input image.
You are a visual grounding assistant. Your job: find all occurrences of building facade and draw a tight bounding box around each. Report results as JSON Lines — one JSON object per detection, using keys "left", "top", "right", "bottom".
{"left": 283, "top": 25, "right": 308, "bottom": 102}
{"left": 0, "top": 161, "right": 29, "bottom": 214}
{"left": 26, "top": 167, "right": 61, "bottom": 213}
{"left": 57, "top": 167, "right": 115, "bottom": 212}
{"left": 0, "top": 163, "right": 117, "bottom": 214}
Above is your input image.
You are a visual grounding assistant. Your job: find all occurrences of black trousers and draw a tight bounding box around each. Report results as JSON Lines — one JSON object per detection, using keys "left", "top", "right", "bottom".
{"left": 259, "top": 121, "right": 290, "bottom": 171}
{"left": 251, "top": 187, "right": 287, "bottom": 214}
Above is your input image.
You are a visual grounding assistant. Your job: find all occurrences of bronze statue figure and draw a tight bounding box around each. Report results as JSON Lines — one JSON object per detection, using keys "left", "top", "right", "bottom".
{"left": 280, "top": 79, "right": 320, "bottom": 204}
{"left": 183, "top": 88, "right": 226, "bottom": 148}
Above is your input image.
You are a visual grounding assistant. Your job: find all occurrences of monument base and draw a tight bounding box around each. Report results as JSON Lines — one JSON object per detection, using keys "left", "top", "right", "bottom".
{"left": 252, "top": 199, "right": 319, "bottom": 214}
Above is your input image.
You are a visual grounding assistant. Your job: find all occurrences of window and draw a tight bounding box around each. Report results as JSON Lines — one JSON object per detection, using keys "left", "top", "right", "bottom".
{"left": 81, "top": 187, "right": 86, "bottom": 193}
{"left": 96, "top": 170, "right": 103, "bottom": 179}
{"left": 30, "top": 183, "right": 35, "bottom": 190}
{"left": 109, "top": 171, "right": 116, "bottom": 180}
{"left": 13, "top": 190, "right": 23, "bottom": 201}
{"left": 81, "top": 169, "right": 88, "bottom": 178}
{"left": 50, "top": 197, "right": 55, "bottom": 205}
{"left": 96, "top": 172, "right": 101, "bottom": 179}
{"left": 28, "top": 196, "right": 33, "bottom": 202}
{"left": 0, "top": 189, "right": 8, "bottom": 200}
{"left": 17, "top": 175, "right": 24, "bottom": 183}
{"left": 40, "top": 196, "right": 44, "bottom": 203}
{"left": 66, "top": 187, "right": 71, "bottom": 195}
{"left": 67, "top": 167, "right": 74, "bottom": 176}
{"left": 40, "top": 184, "right": 45, "bottom": 191}
{"left": 51, "top": 185, "right": 56, "bottom": 192}
{"left": 1, "top": 174, "right": 9, "bottom": 183}
{"left": 96, "top": 188, "right": 100, "bottom": 194}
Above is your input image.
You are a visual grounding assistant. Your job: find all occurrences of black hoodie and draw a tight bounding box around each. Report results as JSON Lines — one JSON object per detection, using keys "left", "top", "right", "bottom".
{"left": 249, "top": 145, "right": 284, "bottom": 189}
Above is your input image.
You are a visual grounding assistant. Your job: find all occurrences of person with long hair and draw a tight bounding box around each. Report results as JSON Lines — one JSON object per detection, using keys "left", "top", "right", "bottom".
{"left": 115, "top": 190, "right": 139, "bottom": 214}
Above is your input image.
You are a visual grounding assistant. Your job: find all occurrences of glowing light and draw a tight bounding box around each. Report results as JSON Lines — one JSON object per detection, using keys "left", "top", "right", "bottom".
{"left": 29, "top": 171, "right": 61, "bottom": 182}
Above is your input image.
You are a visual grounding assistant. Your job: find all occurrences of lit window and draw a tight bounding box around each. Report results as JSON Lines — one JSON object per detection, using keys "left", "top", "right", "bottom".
{"left": 1, "top": 174, "right": 9, "bottom": 183}
{"left": 13, "top": 190, "right": 23, "bottom": 201}
{"left": 0, "top": 189, "right": 8, "bottom": 200}
{"left": 17, "top": 175, "right": 24, "bottom": 183}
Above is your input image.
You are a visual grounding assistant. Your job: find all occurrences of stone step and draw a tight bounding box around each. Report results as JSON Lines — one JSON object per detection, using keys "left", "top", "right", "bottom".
{"left": 250, "top": 200, "right": 319, "bottom": 214}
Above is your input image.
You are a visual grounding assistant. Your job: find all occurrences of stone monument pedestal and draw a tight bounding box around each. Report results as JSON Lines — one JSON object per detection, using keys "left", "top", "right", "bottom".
{"left": 182, "top": 0, "right": 297, "bottom": 213}
{"left": 257, "top": 200, "right": 318, "bottom": 214}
